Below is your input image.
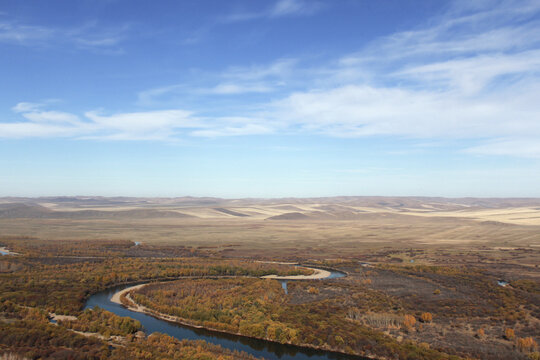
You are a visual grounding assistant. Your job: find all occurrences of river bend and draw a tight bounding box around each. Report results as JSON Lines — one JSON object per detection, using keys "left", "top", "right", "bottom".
{"left": 84, "top": 267, "right": 371, "bottom": 359}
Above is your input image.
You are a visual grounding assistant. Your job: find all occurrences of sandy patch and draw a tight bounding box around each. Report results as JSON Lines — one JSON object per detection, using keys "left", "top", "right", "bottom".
{"left": 50, "top": 313, "right": 77, "bottom": 322}
{"left": 261, "top": 267, "right": 331, "bottom": 280}
{"left": 398, "top": 207, "right": 540, "bottom": 225}
{"left": 110, "top": 284, "right": 146, "bottom": 305}
{"left": 255, "top": 260, "right": 298, "bottom": 265}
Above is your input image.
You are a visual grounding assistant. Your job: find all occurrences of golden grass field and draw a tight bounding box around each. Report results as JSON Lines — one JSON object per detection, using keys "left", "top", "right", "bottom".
{"left": 1, "top": 197, "right": 539, "bottom": 265}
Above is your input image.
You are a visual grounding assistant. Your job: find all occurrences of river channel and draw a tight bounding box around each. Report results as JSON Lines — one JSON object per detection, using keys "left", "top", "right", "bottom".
{"left": 84, "top": 267, "right": 369, "bottom": 360}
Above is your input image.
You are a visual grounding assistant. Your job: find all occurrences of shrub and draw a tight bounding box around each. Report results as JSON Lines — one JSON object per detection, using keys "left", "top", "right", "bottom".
{"left": 504, "top": 328, "right": 515, "bottom": 340}
{"left": 433, "top": 289, "right": 441, "bottom": 295}
{"left": 475, "top": 328, "right": 485, "bottom": 338}
{"left": 420, "top": 312, "right": 433, "bottom": 323}
{"left": 516, "top": 337, "right": 538, "bottom": 353}
{"left": 403, "top": 315, "right": 416, "bottom": 331}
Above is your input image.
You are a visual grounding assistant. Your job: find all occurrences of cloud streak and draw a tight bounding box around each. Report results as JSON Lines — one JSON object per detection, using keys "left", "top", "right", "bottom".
{"left": 2, "top": 0, "right": 540, "bottom": 158}
{"left": 1, "top": 102, "right": 269, "bottom": 140}
{"left": 0, "top": 17, "right": 127, "bottom": 52}
{"left": 221, "top": 0, "right": 322, "bottom": 23}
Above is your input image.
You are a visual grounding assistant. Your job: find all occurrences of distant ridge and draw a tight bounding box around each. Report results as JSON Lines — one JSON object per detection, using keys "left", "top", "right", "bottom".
{"left": 267, "top": 212, "right": 310, "bottom": 220}
{"left": 2, "top": 196, "right": 540, "bottom": 209}
{"left": 0, "top": 203, "right": 194, "bottom": 219}
{"left": 213, "top": 208, "right": 249, "bottom": 217}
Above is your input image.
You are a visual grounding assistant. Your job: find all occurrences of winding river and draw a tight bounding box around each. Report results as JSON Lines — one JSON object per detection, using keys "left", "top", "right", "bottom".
{"left": 85, "top": 267, "right": 368, "bottom": 360}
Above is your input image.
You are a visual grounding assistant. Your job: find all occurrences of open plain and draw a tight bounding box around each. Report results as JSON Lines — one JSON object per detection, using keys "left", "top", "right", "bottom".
{"left": 1, "top": 196, "right": 539, "bottom": 263}
{"left": 1, "top": 196, "right": 539, "bottom": 359}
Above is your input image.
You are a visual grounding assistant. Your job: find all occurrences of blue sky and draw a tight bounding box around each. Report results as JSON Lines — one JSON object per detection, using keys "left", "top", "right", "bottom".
{"left": 1, "top": 0, "right": 540, "bottom": 197}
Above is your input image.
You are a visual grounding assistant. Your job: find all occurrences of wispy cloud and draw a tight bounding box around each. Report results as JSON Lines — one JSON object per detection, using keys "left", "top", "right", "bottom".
{"left": 257, "top": 0, "right": 540, "bottom": 156}
{"left": 222, "top": 58, "right": 297, "bottom": 81}
{"left": 3, "top": 0, "right": 540, "bottom": 158}
{"left": 270, "top": 0, "right": 322, "bottom": 17}
{"left": 0, "top": 17, "right": 128, "bottom": 52}
{"left": 465, "top": 139, "right": 540, "bottom": 158}
{"left": 2, "top": 102, "right": 87, "bottom": 138}
{"left": 221, "top": 0, "right": 322, "bottom": 23}
{"left": 137, "top": 58, "right": 296, "bottom": 105}
{"left": 84, "top": 109, "right": 200, "bottom": 140}
{"left": 0, "top": 21, "right": 52, "bottom": 42}
{"left": 2, "top": 102, "right": 267, "bottom": 140}
{"left": 204, "top": 83, "right": 274, "bottom": 95}
{"left": 181, "top": 0, "right": 322, "bottom": 45}
{"left": 190, "top": 121, "right": 272, "bottom": 137}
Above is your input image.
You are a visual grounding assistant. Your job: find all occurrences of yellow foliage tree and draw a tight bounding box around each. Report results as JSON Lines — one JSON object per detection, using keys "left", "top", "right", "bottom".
{"left": 420, "top": 312, "right": 433, "bottom": 323}
{"left": 402, "top": 314, "right": 416, "bottom": 331}
{"left": 516, "top": 337, "right": 538, "bottom": 353}
{"left": 504, "top": 328, "right": 515, "bottom": 340}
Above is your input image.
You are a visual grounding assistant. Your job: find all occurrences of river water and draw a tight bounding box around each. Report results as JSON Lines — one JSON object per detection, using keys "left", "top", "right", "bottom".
{"left": 0, "top": 247, "right": 15, "bottom": 256}
{"left": 84, "top": 269, "right": 368, "bottom": 360}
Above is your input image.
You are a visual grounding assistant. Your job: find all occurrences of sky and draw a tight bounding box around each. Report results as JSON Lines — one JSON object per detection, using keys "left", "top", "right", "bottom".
{"left": 1, "top": 0, "right": 540, "bottom": 198}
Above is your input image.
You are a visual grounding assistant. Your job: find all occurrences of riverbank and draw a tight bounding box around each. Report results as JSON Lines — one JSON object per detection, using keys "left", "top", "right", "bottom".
{"left": 111, "top": 283, "right": 213, "bottom": 331}
{"left": 104, "top": 268, "right": 370, "bottom": 359}
{"left": 255, "top": 261, "right": 334, "bottom": 279}
{"left": 110, "top": 284, "right": 145, "bottom": 306}
{"left": 261, "top": 267, "right": 331, "bottom": 280}
{"left": 107, "top": 281, "right": 370, "bottom": 359}
{"left": 111, "top": 265, "right": 336, "bottom": 306}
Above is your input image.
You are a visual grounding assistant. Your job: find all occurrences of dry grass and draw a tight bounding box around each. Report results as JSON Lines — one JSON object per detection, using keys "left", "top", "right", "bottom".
{"left": 1, "top": 197, "right": 539, "bottom": 261}
{"left": 0, "top": 354, "right": 29, "bottom": 360}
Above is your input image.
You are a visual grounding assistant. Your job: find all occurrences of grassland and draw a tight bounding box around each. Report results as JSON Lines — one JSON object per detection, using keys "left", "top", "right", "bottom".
{"left": 0, "top": 196, "right": 539, "bottom": 359}
{"left": 1, "top": 196, "right": 539, "bottom": 264}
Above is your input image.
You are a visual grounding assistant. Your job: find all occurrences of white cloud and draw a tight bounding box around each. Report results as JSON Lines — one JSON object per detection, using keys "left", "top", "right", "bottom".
{"left": 205, "top": 83, "right": 273, "bottom": 95}
{"left": 84, "top": 109, "right": 201, "bottom": 139}
{"left": 465, "top": 139, "right": 540, "bottom": 158}
{"left": 137, "top": 85, "right": 185, "bottom": 106}
{"left": 223, "top": 58, "right": 297, "bottom": 81}
{"left": 0, "top": 21, "right": 51, "bottom": 42}
{"left": 0, "top": 122, "right": 82, "bottom": 138}
{"left": 253, "top": 0, "right": 540, "bottom": 157}
{"left": 0, "top": 18, "right": 128, "bottom": 52}
{"left": 395, "top": 50, "right": 540, "bottom": 94}
{"left": 270, "top": 82, "right": 540, "bottom": 139}
{"left": 2, "top": 104, "right": 270, "bottom": 141}
{"left": 269, "top": 0, "right": 321, "bottom": 17}
{"left": 190, "top": 123, "right": 272, "bottom": 137}
{"left": 3, "top": 0, "right": 540, "bottom": 158}
{"left": 221, "top": 0, "right": 321, "bottom": 23}
{"left": 137, "top": 58, "right": 296, "bottom": 105}
{"left": 12, "top": 102, "right": 44, "bottom": 113}
{"left": 3, "top": 103, "right": 87, "bottom": 138}
{"left": 21, "top": 111, "right": 79, "bottom": 124}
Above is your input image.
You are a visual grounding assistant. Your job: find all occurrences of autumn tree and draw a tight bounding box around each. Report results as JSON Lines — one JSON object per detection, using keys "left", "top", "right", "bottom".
{"left": 420, "top": 312, "right": 433, "bottom": 323}
{"left": 516, "top": 337, "right": 538, "bottom": 353}
{"left": 402, "top": 314, "right": 416, "bottom": 331}
{"left": 475, "top": 328, "right": 485, "bottom": 338}
{"left": 504, "top": 328, "right": 515, "bottom": 340}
